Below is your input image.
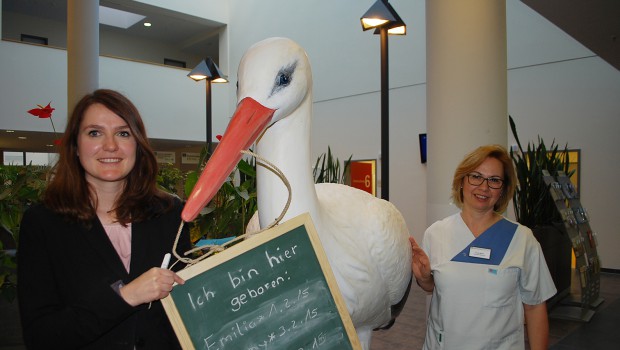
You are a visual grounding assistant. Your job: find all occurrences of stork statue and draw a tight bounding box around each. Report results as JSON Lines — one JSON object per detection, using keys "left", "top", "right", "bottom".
{"left": 182, "top": 37, "right": 413, "bottom": 349}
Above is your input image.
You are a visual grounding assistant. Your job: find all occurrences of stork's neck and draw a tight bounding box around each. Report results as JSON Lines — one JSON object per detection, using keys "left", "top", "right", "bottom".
{"left": 255, "top": 94, "right": 320, "bottom": 227}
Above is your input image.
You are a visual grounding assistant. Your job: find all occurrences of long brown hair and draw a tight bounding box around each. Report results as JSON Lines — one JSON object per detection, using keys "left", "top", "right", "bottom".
{"left": 44, "top": 89, "right": 173, "bottom": 225}
{"left": 450, "top": 144, "right": 516, "bottom": 213}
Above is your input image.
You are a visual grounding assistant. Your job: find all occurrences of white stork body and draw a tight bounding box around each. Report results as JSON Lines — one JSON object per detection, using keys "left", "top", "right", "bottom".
{"left": 183, "top": 37, "right": 412, "bottom": 349}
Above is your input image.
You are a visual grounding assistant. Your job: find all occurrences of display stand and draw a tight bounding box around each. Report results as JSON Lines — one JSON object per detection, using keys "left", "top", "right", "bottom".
{"left": 543, "top": 170, "right": 603, "bottom": 322}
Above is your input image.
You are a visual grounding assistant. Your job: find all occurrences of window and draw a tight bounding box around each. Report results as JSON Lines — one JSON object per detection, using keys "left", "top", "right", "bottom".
{"left": 21, "top": 34, "right": 48, "bottom": 45}
{"left": 164, "top": 58, "right": 186, "bottom": 68}
{"left": 3, "top": 152, "right": 57, "bottom": 166}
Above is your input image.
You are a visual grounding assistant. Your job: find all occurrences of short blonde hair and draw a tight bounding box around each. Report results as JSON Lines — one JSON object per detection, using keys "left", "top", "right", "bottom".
{"left": 451, "top": 144, "right": 516, "bottom": 213}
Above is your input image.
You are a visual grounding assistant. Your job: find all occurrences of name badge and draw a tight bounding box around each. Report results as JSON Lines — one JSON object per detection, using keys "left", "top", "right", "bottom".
{"left": 469, "top": 246, "right": 491, "bottom": 260}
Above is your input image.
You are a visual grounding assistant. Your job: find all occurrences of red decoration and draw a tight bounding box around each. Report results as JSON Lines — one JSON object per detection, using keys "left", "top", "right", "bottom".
{"left": 27, "top": 102, "right": 55, "bottom": 119}
{"left": 27, "top": 102, "right": 60, "bottom": 145}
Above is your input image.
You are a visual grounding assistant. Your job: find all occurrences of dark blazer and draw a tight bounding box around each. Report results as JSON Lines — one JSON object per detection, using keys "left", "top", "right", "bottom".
{"left": 17, "top": 198, "right": 192, "bottom": 350}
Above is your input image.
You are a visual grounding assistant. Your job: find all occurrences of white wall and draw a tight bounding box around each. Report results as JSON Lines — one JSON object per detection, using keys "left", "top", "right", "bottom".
{"left": 2, "top": 11, "right": 67, "bottom": 47}
{"left": 0, "top": 42, "right": 69, "bottom": 132}
{"left": 0, "top": 40, "right": 227, "bottom": 143}
{"left": 225, "top": 0, "right": 428, "bottom": 240}
{"left": 505, "top": 0, "right": 620, "bottom": 270}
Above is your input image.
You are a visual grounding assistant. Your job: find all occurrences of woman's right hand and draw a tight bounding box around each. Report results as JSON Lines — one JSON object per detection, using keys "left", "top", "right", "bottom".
{"left": 119, "top": 268, "right": 185, "bottom": 306}
{"left": 409, "top": 236, "right": 434, "bottom": 292}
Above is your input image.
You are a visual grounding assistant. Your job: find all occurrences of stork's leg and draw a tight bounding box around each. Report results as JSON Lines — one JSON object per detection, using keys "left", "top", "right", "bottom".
{"left": 356, "top": 326, "right": 372, "bottom": 350}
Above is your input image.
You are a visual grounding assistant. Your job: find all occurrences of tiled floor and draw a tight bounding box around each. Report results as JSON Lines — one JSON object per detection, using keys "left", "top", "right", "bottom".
{"left": 370, "top": 272, "right": 620, "bottom": 349}
{"left": 547, "top": 271, "right": 620, "bottom": 350}
{"left": 1, "top": 272, "right": 618, "bottom": 349}
{"left": 370, "top": 282, "right": 429, "bottom": 349}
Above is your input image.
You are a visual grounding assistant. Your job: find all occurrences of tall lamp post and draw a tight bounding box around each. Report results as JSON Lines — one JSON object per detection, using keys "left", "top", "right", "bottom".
{"left": 361, "top": 0, "right": 406, "bottom": 201}
{"left": 188, "top": 57, "right": 228, "bottom": 146}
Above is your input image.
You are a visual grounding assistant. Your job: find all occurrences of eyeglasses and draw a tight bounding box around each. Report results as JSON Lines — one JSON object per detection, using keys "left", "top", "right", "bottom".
{"left": 466, "top": 173, "right": 504, "bottom": 189}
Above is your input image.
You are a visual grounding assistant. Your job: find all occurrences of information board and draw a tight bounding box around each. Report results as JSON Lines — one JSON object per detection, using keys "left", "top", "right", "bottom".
{"left": 162, "top": 213, "right": 361, "bottom": 349}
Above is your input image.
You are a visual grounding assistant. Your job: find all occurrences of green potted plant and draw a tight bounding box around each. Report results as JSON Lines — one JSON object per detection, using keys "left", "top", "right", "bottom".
{"left": 509, "top": 115, "right": 573, "bottom": 304}
{"left": 170, "top": 144, "right": 351, "bottom": 246}
{"left": 177, "top": 145, "right": 258, "bottom": 243}
{"left": 157, "top": 163, "right": 184, "bottom": 196}
{"left": 313, "top": 146, "right": 352, "bottom": 184}
{"left": 0, "top": 164, "right": 47, "bottom": 302}
{"left": 0, "top": 164, "right": 47, "bottom": 347}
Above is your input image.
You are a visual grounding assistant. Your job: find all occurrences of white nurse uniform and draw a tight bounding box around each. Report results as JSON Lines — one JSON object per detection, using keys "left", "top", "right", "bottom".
{"left": 421, "top": 213, "right": 556, "bottom": 350}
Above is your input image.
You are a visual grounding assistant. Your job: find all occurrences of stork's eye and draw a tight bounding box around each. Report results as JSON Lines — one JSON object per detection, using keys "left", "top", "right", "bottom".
{"left": 277, "top": 73, "right": 291, "bottom": 87}
{"left": 270, "top": 62, "right": 297, "bottom": 97}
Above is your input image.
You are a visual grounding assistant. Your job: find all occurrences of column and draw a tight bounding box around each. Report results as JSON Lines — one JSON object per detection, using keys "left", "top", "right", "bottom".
{"left": 67, "top": 0, "right": 99, "bottom": 110}
{"left": 426, "top": 0, "right": 508, "bottom": 224}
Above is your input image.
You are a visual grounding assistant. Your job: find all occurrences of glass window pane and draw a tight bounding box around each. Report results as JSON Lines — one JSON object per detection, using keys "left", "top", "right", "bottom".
{"left": 3, "top": 152, "right": 24, "bottom": 165}
{"left": 25, "top": 152, "right": 58, "bottom": 166}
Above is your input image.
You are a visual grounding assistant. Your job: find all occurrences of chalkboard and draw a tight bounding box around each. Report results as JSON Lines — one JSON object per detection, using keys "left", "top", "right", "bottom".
{"left": 162, "top": 213, "right": 361, "bottom": 350}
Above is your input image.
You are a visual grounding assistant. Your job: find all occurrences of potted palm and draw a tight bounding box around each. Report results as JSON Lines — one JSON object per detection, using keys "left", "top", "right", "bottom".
{"left": 173, "top": 144, "right": 351, "bottom": 246}
{"left": 509, "top": 115, "right": 573, "bottom": 305}
{"left": 313, "top": 146, "right": 352, "bottom": 184}
{"left": 180, "top": 144, "right": 258, "bottom": 243}
{"left": 0, "top": 165, "right": 47, "bottom": 347}
{"left": 0, "top": 165, "right": 47, "bottom": 302}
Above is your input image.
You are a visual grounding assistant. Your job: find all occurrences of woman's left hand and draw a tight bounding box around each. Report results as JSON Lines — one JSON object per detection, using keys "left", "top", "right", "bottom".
{"left": 410, "top": 236, "right": 434, "bottom": 292}
{"left": 119, "top": 267, "right": 185, "bottom": 306}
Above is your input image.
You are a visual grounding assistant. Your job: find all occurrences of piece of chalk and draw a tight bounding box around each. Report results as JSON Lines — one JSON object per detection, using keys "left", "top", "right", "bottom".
{"left": 160, "top": 253, "right": 171, "bottom": 269}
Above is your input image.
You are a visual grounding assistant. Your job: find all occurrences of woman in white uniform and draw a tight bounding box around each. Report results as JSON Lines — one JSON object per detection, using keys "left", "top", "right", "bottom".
{"left": 410, "top": 145, "right": 556, "bottom": 350}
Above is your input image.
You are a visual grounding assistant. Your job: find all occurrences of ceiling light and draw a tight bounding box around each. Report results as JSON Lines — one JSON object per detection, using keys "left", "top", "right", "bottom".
{"left": 99, "top": 6, "right": 146, "bottom": 29}
{"left": 144, "top": 22, "right": 152, "bottom": 27}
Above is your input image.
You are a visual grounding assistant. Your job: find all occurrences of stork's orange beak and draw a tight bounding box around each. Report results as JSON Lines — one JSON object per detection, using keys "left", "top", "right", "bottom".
{"left": 181, "top": 97, "right": 275, "bottom": 222}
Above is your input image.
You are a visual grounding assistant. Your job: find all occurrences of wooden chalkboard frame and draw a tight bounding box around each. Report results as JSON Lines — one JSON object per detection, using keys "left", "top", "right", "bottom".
{"left": 162, "top": 213, "right": 361, "bottom": 349}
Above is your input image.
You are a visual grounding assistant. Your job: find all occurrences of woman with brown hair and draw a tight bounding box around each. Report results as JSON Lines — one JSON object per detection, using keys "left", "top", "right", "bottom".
{"left": 18, "top": 89, "right": 191, "bottom": 349}
{"left": 411, "top": 144, "right": 556, "bottom": 350}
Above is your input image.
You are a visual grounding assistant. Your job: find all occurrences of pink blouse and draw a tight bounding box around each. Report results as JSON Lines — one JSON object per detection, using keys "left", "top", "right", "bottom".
{"left": 103, "top": 223, "right": 132, "bottom": 273}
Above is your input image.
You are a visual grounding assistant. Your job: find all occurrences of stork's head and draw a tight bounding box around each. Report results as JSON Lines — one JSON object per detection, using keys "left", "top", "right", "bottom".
{"left": 237, "top": 37, "right": 312, "bottom": 125}
{"left": 181, "top": 37, "right": 312, "bottom": 222}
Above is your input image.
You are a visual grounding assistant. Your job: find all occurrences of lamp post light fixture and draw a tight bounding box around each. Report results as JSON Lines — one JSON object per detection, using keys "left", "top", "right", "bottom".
{"left": 361, "top": 0, "right": 406, "bottom": 201}
{"left": 188, "top": 57, "right": 228, "bottom": 145}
